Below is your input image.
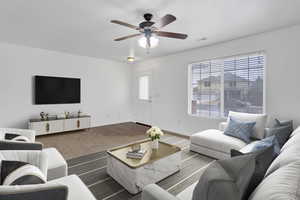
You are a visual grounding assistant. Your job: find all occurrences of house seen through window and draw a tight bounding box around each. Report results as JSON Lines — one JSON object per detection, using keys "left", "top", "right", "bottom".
{"left": 189, "top": 52, "right": 265, "bottom": 118}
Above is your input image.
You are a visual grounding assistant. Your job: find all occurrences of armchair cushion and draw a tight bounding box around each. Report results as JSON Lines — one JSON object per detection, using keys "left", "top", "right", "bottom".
{"left": 142, "top": 184, "right": 180, "bottom": 200}
{"left": 49, "top": 175, "right": 96, "bottom": 200}
{"left": 0, "top": 183, "right": 68, "bottom": 200}
{"left": 0, "top": 140, "right": 43, "bottom": 151}
{"left": 5, "top": 133, "right": 30, "bottom": 142}
{"left": 0, "top": 128, "right": 36, "bottom": 143}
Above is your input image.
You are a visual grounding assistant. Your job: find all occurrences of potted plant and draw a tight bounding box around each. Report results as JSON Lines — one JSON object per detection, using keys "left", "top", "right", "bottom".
{"left": 146, "top": 126, "right": 164, "bottom": 149}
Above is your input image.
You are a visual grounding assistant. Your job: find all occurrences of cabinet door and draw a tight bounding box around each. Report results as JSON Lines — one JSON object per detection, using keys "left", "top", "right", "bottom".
{"left": 64, "top": 118, "right": 78, "bottom": 131}
{"left": 29, "top": 120, "right": 64, "bottom": 135}
{"left": 64, "top": 117, "right": 91, "bottom": 131}
{"left": 78, "top": 117, "right": 91, "bottom": 129}
{"left": 29, "top": 122, "right": 47, "bottom": 136}
{"left": 48, "top": 120, "right": 64, "bottom": 133}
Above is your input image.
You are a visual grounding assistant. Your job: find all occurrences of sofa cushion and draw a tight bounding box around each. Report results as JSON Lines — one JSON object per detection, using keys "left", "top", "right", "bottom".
{"left": 265, "top": 143, "right": 300, "bottom": 177}
{"left": 281, "top": 126, "right": 300, "bottom": 151}
{"left": 227, "top": 111, "right": 267, "bottom": 139}
{"left": 250, "top": 161, "right": 300, "bottom": 200}
{"left": 191, "top": 129, "right": 248, "bottom": 156}
{"left": 224, "top": 117, "right": 256, "bottom": 144}
{"left": 230, "top": 146, "right": 275, "bottom": 200}
{"left": 192, "top": 154, "right": 256, "bottom": 200}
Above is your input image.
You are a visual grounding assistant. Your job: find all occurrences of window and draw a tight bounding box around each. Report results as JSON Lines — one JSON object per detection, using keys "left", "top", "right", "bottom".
{"left": 189, "top": 52, "right": 265, "bottom": 118}
{"left": 139, "top": 76, "right": 149, "bottom": 100}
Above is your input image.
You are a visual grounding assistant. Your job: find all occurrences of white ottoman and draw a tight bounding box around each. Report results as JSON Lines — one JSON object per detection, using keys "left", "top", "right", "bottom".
{"left": 190, "top": 129, "right": 247, "bottom": 159}
{"left": 43, "top": 148, "right": 68, "bottom": 180}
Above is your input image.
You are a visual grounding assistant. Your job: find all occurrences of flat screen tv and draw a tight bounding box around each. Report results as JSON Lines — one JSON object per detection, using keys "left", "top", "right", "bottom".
{"left": 35, "top": 76, "right": 81, "bottom": 104}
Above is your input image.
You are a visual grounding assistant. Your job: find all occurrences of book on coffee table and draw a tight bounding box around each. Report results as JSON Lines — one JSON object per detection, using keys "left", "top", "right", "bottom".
{"left": 126, "top": 149, "right": 147, "bottom": 159}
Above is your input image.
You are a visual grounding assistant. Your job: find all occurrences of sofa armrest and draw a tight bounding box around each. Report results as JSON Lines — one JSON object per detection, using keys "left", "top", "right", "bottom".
{"left": 142, "top": 184, "right": 180, "bottom": 200}
{"left": 0, "top": 140, "right": 43, "bottom": 150}
{"left": 0, "top": 128, "right": 36, "bottom": 142}
{"left": 219, "top": 122, "right": 228, "bottom": 131}
{"left": 0, "top": 183, "right": 68, "bottom": 200}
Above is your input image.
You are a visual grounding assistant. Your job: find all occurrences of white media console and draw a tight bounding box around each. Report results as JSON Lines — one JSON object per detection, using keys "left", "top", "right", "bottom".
{"left": 28, "top": 115, "right": 91, "bottom": 136}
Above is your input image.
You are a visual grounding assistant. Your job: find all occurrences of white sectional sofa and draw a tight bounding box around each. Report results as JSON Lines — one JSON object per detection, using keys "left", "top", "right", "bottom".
{"left": 142, "top": 126, "right": 300, "bottom": 200}
{"left": 190, "top": 112, "right": 268, "bottom": 159}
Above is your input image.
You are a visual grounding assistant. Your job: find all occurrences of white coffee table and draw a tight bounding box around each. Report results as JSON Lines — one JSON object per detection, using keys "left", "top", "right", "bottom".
{"left": 106, "top": 139, "right": 181, "bottom": 194}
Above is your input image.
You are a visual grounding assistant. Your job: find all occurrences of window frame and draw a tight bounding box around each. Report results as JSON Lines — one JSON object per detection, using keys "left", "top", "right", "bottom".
{"left": 188, "top": 51, "right": 266, "bottom": 119}
{"left": 138, "top": 75, "right": 150, "bottom": 101}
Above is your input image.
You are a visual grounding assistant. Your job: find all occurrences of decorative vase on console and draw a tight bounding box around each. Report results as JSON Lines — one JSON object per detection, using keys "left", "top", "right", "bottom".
{"left": 146, "top": 126, "right": 164, "bottom": 150}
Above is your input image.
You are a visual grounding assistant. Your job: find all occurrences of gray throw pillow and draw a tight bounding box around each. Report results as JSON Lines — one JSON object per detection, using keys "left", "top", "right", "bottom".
{"left": 265, "top": 125, "right": 291, "bottom": 148}
{"left": 274, "top": 119, "right": 293, "bottom": 134}
{"left": 224, "top": 117, "right": 256, "bottom": 143}
{"left": 192, "top": 154, "right": 256, "bottom": 200}
{"left": 230, "top": 146, "right": 275, "bottom": 200}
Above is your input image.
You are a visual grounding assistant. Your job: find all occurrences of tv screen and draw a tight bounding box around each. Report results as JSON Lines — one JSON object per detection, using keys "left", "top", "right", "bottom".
{"left": 35, "top": 76, "right": 81, "bottom": 104}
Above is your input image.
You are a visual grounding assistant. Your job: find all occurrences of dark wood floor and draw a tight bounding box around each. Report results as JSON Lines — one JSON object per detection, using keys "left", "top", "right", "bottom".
{"left": 36, "top": 122, "right": 185, "bottom": 159}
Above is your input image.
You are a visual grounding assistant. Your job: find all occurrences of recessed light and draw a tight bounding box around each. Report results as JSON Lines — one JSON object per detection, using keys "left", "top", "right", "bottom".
{"left": 127, "top": 56, "right": 135, "bottom": 62}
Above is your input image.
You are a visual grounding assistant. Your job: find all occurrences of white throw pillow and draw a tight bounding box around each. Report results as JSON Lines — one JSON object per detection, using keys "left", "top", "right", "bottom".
{"left": 11, "top": 136, "right": 30, "bottom": 142}
{"left": 227, "top": 111, "right": 268, "bottom": 140}
{"left": 2, "top": 163, "right": 46, "bottom": 185}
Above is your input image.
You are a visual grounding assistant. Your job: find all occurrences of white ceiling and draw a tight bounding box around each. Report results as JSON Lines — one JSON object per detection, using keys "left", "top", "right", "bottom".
{"left": 0, "top": 0, "right": 300, "bottom": 62}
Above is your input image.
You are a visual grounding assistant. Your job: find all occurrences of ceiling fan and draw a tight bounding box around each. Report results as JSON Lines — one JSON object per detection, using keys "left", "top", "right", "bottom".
{"left": 111, "top": 13, "right": 188, "bottom": 49}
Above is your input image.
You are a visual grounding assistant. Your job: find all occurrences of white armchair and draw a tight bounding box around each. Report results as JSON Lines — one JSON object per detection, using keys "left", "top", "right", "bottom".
{"left": 0, "top": 128, "right": 36, "bottom": 142}
{"left": 0, "top": 150, "right": 96, "bottom": 200}
{"left": 0, "top": 150, "right": 48, "bottom": 177}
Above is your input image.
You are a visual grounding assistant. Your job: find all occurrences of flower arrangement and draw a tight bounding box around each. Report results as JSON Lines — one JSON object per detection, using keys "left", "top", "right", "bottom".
{"left": 146, "top": 126, "right": 164, "bottom": 141}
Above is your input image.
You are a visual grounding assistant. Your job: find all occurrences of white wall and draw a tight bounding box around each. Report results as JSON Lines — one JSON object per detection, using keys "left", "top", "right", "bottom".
{"left": 132, "top": 24, "right": 300, "bottom": 135}
{"left": 0, "top": 43, "right": 132, "bottom": 128}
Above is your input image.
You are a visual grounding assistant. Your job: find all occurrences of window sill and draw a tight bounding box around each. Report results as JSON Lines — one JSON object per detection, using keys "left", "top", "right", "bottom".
{"left": 188, "top": 113, "right": 227, "bottom": 120}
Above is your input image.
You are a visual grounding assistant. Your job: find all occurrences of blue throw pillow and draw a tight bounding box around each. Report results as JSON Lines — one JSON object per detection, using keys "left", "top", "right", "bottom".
{"left": 238, "top": 136, "right": 280, "bottom": 156}
{"left": 224, "top": 117, "right": 256, "bottom": 144}
{"left": 251, "top": 135, "right": 280, "bottom": 156}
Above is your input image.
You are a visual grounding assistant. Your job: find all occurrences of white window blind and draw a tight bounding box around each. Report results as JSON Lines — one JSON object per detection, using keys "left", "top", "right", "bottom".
{"left": 190, "top": 52, "right": 265, "bottom": 118}
{"left": 139, "top": 76, "right": 149, "bottom": 100}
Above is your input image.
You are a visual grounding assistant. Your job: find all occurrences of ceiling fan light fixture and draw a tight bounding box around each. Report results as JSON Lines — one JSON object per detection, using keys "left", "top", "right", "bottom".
{"left": 138, "top": 36, "right": 159, "bottom": 49}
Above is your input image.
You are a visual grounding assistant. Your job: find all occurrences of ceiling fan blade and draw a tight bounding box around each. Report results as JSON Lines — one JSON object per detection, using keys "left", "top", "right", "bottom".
{"left": 158, "top": 14, "right": 176, "bottom": 28}
{"left": 155, "top": 31, "right": 188, "bottom": 39}
{"left": 114, "top": 33, "right": 142, "bottom": 41}
{"left": 111, "top": 20, "right": 139, "bottom": 30}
